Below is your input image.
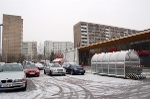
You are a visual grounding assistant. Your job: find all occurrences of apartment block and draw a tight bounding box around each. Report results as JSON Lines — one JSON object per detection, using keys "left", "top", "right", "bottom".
{"left": 2, "top": 14, "right": 23, "bottom": 58}
{"left": 74, "top": 21, "right": 138, "bottom": 48}
{"left": 22, "top": 42, "right": 37, "bottom": 60}
{"left": 22, "top": 42, "right": 28, "bottom": 59}
{"left": 44, "top": 41, "right": 74, "bottom": 59}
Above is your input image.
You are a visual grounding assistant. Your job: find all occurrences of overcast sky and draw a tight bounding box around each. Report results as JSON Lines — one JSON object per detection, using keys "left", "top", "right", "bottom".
{"left": 0, "top": 0, "right": 150, "bottom": 45}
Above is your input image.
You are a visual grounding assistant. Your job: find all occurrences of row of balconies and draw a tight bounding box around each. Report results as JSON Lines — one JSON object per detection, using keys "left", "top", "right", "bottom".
{"left": 87, "top": 27, "right": 137, "bottom": 34}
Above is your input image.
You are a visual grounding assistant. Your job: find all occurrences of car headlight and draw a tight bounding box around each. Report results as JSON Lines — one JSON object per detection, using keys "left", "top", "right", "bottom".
{"left": 36, "top": 70, "right": 39, "bottom": 72}
{"left": 14, "top": 78, "right": 26, "bottom": 82}
{"left": 21, "top": 78, "right": 26, "bottom": 82}
{"left": 52, "top": 69, "right": 57, "bottom": 72}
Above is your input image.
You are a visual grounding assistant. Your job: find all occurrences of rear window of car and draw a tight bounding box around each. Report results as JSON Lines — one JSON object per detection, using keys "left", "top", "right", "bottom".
{"left": 0, "top": 64, "right": 23, "bottom": 71}
{"left": 24, "top": 64, "right": 37, "bottom": 69}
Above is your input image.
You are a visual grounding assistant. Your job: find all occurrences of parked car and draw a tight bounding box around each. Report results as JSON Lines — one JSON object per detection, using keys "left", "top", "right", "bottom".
{"left": 0, "top": 62, "right": 5, "bottom": 66}
{"left": 62, "top": 62, "right": 85, "bottom": 75}
{"left": 62, "top": 62, "right": 77, "bottom": 68}
{"left": 0, "top": 63, "right": 27, "bottom": 91}
{"left": 53, "top": 58, "right": 63, "bottom": 65}
{"left": 35, "top": 62, "right": 44, "bottom": 70}
{"left": 44, "top": 63, "right": 66, "bottom": 76}
{"left": 24, "top": 64, "right": 40, "bottom": 77}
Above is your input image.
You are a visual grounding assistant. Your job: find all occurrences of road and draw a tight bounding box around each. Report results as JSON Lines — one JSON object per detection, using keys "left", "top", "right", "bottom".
{"left": 1, "top": 67, "right": 150, "bottom": 99}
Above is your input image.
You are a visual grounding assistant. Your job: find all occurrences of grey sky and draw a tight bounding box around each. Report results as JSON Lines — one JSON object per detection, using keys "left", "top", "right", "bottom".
{"left": 0, "top": 0, "right": 150, "bottom": 44}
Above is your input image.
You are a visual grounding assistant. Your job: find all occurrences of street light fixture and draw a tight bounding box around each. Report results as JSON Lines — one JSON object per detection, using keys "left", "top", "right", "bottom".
{"left": 0, "top": 24, "right": 3, "bottom": 62}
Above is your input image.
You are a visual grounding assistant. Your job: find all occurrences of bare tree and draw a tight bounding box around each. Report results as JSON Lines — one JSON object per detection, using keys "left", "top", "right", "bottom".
{"left": 38, "top": 42, "right": 44, "bottom": 54}
{"left": 37, "top": 54, "right": 44, "bottom": 61}
{"left": 37, "top": 42, "right": 44, "bottom": 61}
{"left": 50, "top": 51, "right": 56, "bottom": 62}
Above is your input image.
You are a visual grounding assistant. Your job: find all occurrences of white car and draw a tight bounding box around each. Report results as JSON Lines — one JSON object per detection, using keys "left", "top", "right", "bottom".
{"left": 35, "top": 62, "right": 44, "bottom": 70}
{"left": 0, "top": 62, "right": 5, "bottom": 66}
{"left": 0, "top": 63, "right": 27, "bottom": 91}
{"left": 44, "top": 63, "right": 66, "bottom": 76}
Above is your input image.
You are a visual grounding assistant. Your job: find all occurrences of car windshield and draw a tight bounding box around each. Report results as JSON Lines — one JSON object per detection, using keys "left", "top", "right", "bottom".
{"left": 0, "top": 63, "right": 23, "bottom": 71}
{"left": 51, "top": 64, "right": 61, "bottom": 67}
{"left": 24, "top": 64, "right": 37, "bottom": 69}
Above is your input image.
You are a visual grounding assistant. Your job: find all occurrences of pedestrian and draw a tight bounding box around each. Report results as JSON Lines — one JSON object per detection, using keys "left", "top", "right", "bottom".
{"left": 81, "top": 62, "right": 84, "bottom": 67}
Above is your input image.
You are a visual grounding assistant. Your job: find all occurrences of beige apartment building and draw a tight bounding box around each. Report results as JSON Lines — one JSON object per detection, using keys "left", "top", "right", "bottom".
{"left": 2, "top": 14, "right": 23, "bottom": 62}
{"left": 74, "top": 21, "right": 138, "bottom": 48}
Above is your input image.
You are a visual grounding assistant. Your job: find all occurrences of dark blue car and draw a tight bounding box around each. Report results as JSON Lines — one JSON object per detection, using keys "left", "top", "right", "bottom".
{"left": 62, "top": 62, "right": 85, "bottom": 75}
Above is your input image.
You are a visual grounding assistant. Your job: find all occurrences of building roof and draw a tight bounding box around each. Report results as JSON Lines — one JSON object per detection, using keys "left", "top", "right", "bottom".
{"left": 78, "top": 29, "right": 150, "bottom": 50}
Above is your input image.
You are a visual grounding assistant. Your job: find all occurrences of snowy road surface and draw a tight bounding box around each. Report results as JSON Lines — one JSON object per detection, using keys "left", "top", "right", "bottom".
{"left": 1, "top": 69, "right": 150, "bottom": 99}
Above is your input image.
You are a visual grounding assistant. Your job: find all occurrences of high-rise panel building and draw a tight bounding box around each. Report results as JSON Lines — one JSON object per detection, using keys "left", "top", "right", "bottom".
{"left": 74, "top": 21, "right": 138, "bottom": 48}
{"left": 44, "top": 41, "right": 74, "bottom": 59}
{"left": 22, "top": 42, "right": 28, "bottom": 60}
{"left": 44, "top": 41, "right": 53, "bottom": 58}
{"left": 22, "top": 41, "right": 37, "bottom": 60}
{"left": 2, "top": 14, "right": 23, "bottom": 59}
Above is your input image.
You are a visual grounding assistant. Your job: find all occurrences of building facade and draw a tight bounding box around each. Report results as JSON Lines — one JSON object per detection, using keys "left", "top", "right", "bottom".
{"left": 22, "top": 42, "right": 28, "bottom": 60}
{"left": 74, "top": 21, "right": 138, "bottom": 48}
{"left": 44, "top": 41, "right": 74, "bottom": 59}
{"left": 2, "top": 14, "right": 23, "bottom": 62}
{"left": 22, "top": 42, "right": 37, "bottom": 61}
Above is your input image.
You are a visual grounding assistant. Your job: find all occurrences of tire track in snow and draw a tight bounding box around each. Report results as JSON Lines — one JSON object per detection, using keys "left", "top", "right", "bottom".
{"left": 50, "top": 76, "right": 79, "bottom": 99}
{"left": 30, "top": 79, "right": 47, "bottom": 99}
{"left": 62, "top": 76, "right": 94, "bottom": 98}
{"left": 53, "top": 75, "right": 94, "bottom": 99}
{"left": 61, "top": 84, "right": 79, "bottom": 99}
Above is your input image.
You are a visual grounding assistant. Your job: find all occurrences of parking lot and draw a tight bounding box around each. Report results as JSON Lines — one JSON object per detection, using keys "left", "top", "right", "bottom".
{"left": 1, "top": 66, "right": 150, "bottom": 99}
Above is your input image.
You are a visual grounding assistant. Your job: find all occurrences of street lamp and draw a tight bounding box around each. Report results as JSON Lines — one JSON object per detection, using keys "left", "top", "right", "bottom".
{"left": 0, "top": 24, "right": 3, "bottom": 62}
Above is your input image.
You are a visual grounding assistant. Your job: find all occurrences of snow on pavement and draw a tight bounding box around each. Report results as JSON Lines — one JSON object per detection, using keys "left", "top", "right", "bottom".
{"left": 1, "top": 70, "right": 150, "bottom": 99}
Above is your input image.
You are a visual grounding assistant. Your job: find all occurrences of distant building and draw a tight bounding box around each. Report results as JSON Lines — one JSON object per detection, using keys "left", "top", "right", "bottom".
{"left": 22, "top": 42, "right": 28, "bottom": 60}
{"left": 2, "top": 14, "right": 23, "bottom": 61}
{"left": 73, "top": 21, "right": 138, "bottom": 48}
{"left": 22, "top": 41, "right": 37, "bottom": 61}
{"left": 44, "top": 41, "right": 74, "bottom": 59}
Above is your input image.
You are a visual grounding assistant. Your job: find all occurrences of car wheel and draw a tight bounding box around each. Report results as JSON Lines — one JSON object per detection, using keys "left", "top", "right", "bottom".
{"left": 81, "top": 73, "right": 84, "bottom": 75}
{"left": 63, "top": 74, "right": 66, "bottom": 76}
{"left": 44, "top": 70, "right": 46, "bottom": 74}
{"left": 71, "top": 70, "right": 74, "bottom": 75}
{"left": 37, "top": 75, "right": 40, "bottom": 77}
{"left": 49, "top": 71, "right": 52, "bottom": 76}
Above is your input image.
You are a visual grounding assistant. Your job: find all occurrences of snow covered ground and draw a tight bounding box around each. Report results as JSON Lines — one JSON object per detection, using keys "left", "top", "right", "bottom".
{"left": 1, "top": 69, "right": 150, "bottom": 99}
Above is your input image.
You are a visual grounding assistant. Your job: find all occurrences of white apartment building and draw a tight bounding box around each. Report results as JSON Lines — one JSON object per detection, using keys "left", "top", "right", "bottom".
{"left": 44, "top": 41, "right": 74, "bottom": 59}
{"left": 22, "top": 41, "right": 37, "bottom": 60}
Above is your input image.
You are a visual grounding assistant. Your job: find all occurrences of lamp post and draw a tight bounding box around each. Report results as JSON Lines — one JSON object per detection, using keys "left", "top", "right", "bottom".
{"left": 0, "top": 24, "right": 3, "bottom": 62}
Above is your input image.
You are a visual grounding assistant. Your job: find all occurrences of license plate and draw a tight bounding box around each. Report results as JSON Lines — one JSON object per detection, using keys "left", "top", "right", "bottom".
{"left": 30, "top": 72, "right": 35, "bottom": 74}
{"left": 80, "top": 70, "right": 83, "bottom": 72}
{"left": 2, "top": 83, "right": 13, "bottom": 87}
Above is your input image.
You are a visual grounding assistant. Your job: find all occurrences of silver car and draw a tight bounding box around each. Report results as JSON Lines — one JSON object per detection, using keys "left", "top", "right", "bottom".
{"left": 35, "top": 62, "right": 44, "bottom": 70}
{"left": 0, "top": 63, "right": 27, "bottom": 91}
{"left": 44, "top": 63, "right": 66, "bottom": 76}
